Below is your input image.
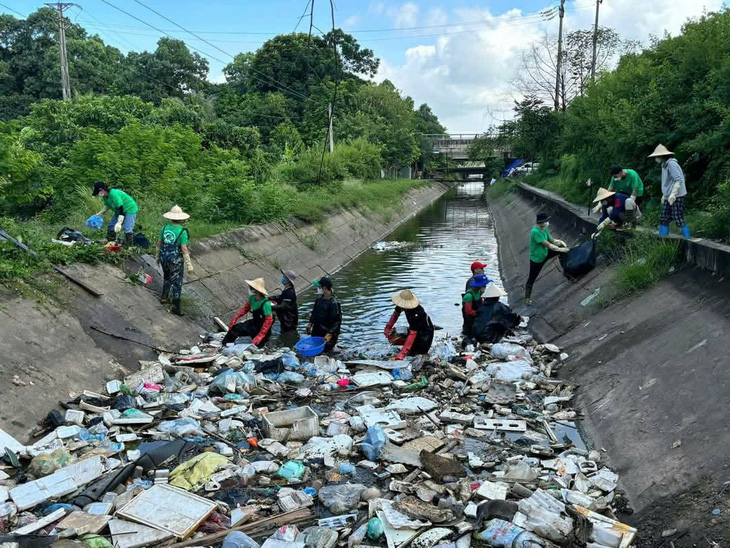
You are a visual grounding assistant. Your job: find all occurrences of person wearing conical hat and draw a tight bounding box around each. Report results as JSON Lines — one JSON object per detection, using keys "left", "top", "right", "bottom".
{"left": 156, "top": 205, "right": 193, "bottom": 316}
{"left": 648, "top": 144, "right": 690, "bottom": 238}
{"left": 223, "top": 277, "right": 274, "bottom": 346}
{"left": 472, "top": 285, "right": 523, "bottom": 344}
{"left": 384, "top": 290, "right": 435, "bottom": 361}
{"left": 593, "top": 188, "right": 618, "bottom": 232}
{"left": 306, "top": 277, "right": 342, "bottom": 351}
{"left": 524, "top": 212, "right": 568, "bottom": 305}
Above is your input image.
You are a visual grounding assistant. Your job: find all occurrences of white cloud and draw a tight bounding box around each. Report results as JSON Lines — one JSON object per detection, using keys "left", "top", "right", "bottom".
{"left": 425, "top": 7, "right": 448, "bottom": 28}
{"left": 369, "top": 1, "right": 386, "bottom": 16}
{"left": 388, "top": 2, "right": 420, "bottom": 29}
{"left": 344, "top": 15, "right": 361, "bottom": 28}
{"left": 375, "top": 0, "right": 724, "bottom": 133}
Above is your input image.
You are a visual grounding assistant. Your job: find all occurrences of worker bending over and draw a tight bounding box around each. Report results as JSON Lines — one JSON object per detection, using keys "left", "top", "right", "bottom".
{"left": 306, "top": 277, "right": 342, "bottom": 351}
{"left": 92, "top": 182, "right": 139, "bottom": 245}
{"left": 224, "top": 278, "right": 274, "bottom": 347}
{"left": 270, "top": 270, "right": 299, "bottom": 332}
{"left": 524, "top": 212, "right": 568, "bottom": 305}
{"left": 384, "top": 290, "right": 435, "bottom": 361}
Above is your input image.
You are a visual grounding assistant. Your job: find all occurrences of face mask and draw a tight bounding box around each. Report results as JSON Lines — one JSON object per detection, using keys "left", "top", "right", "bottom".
{"left": 543, "top": 221, "right": 550, "bottom": 228}
{"left": 655, "top": 158, "right": 663, "bottom": 165}
{"left": 248, "top": 288, "right": 254, "bottom": 296}
{"left": 317, "top": 287, "right": 323, "bottom": 295}
{"left": 281, "top": 277, "right": 287, "bottom": 285}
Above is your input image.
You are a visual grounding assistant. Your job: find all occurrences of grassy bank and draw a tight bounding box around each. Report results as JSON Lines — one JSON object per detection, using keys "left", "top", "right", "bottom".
{"left": 0, "top": 178, "right": 426, "bottom": 283}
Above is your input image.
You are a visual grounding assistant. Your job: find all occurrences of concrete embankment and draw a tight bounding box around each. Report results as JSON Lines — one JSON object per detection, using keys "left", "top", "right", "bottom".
{"left": 489, "top": 183, "right": 730, "bottom": 534}
{"left": 0, "top": 181, "right": 451, "bottom": 439}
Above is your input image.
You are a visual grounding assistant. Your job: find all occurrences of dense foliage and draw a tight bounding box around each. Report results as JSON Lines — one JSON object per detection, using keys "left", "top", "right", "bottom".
{"left": 0, "top": 8, "right": 446, "bottom": 231}
{"left": 489, "top": 8, "right": 730, "bottom": 240}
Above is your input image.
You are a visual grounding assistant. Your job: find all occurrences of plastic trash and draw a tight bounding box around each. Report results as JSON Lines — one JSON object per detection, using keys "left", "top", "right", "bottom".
{"left": 474, "top": 519, "right": 548, "bottom": 548}
{"left": 360, "top": 425, "right": 386, "bottom": 461}
{"left": 158, "top": 417, "right": 203, "bottom": 438}
{"left": 169, "top": 452, "right": 229, "bottom": 491}
{"left": 222, "top": 344, "right": 252, "bottom": 358}
{"left": 277, "top": 461, "right": 305, "bottom": 480}
{"left": 28, "top": 448, "right": 76, "bottom": 478}
{"left": 281, "top": 353, "right": 300, "bottom": 369}
{"left": 85, "top": 215, "right": 104, "bottom": 230}
{"left": 303, "top": 486, "right": 317, "bottom": 496}
{"left": 348, "top": 523, "right": 368, "bottom": 548}
{"left": 431, "top": 340, "right": 456, "bottom": 361}
{"left": 580, "top": 287, "right": 601, "bottom": 307}
{"left": 391, "top": 368, "right": 414, "bottom": 381}
{"left": 318, "top": 484, "right": 366, "bottom": 514}
{"left": 298, "top": 526, "right": 338, "bottom": 548}
{"left": 403, "top": 376, "right": 428, "bottom": 392}
{"left": 490, "top": 343, "right": 532, "bottom": 363}
{"left": 485, "top": 360, "right": 535, "bottom": 382}
{"left": 278, "top": 371, "right": 305, "bottom": 384}
{"left": 339, "top": 463, "right": 355, "bottom": 475}
{"left": 212, "top": 369, "right": 256, "bottom": 394}
{"left": 222, "top": 531, "right": 261, "bottom": 548}
{"left": 366, "top": 517, "right": 384, "bottom": 540}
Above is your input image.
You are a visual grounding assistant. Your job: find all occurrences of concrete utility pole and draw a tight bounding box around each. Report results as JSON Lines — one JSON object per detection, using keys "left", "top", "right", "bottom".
{"left": 45, "top": 2, "right": 79, "bottom": 100}
{"left": 554, "top": 0, "right": 566, "bottom": 111}
{"left": 591, "top": 0, "right": 603, "bottom": 82}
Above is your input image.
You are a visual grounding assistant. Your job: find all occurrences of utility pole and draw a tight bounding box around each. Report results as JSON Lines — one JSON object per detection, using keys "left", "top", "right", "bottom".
{"left": 554, "top": 0, "right": 566, "bottom": 111}
{"left": 45, "top": 2, "right": 79, "bottom": 100}
{"left": 591, "top": 0, "right": 603, "bottom": 82}
{"left": 327, "top": 103, "right": 334, "bottom": 153}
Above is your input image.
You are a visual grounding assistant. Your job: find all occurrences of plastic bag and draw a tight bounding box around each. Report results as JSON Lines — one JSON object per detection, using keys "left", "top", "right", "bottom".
{"left": 560, "top": 239, "right": 596, "bottom": 280}
{"left": 28, "top": 448, "right": 76, "bottom": 478}
{"left": 169, "top": 452, "right": 229, "bottom": 491}
{"left": 211, "top": 369, "right": 256, "bottom": 394}
{"left": 281, "top": 353, "right": 300, "bottom": 369}
{"left": 158, "top": 417, "right": 203, "bottom": 438}
{"left": 485, "top": 360, "right": 535, "bottom": 382}
{"left": 360, "top": 425, "right": 386, "bottom": 461}
{"left": 318, "top": 484, "right": 366, "bottom": 514}
{"left": 490, "top": 343, "right": 532, "bottom": 363}
{"left": 85, "top": 215, "right": 104, "bottom": 230}
{"left": 299, "top": 526, "right": 338, "bottom": 548}
{"left": 223, "top": 531, "right": 261, "bottom": 548}
{"left": 367, "top": 518, "right": 384, "bottom": 540}
{"left": 431, "top": 340, "right": 456, "bottom": 361}
{"left": 278, "top": 371, "right": 305, "bottom": 384}
{"left": 277, "top": 461, "right": 305, "bottom": 480}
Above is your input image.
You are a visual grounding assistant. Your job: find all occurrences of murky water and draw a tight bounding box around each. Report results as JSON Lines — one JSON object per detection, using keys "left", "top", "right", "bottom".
{"left": 298, "top": 182, "right": 503, "bottom": 352}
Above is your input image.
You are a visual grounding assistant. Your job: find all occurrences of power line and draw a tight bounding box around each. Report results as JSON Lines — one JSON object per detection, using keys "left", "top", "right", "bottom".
{"left": 128, "top": 0, "right": 311, "bottom": 102}
{"left": 0, "top": 2, "right": 25, "bottom": 17}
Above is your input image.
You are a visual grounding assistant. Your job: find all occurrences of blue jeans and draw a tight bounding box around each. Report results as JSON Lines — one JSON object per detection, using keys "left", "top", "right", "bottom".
{"left": 109, "top": 212, "right": 137, "bottom": 235}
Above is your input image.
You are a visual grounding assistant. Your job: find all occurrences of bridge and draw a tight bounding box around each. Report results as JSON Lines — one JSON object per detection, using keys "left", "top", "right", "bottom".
{"left": 423, "top": 133, "right": 511, "bottom": 161}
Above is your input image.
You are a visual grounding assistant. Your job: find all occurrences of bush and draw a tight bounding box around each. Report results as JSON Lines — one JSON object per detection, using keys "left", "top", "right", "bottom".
{"left": 335, "top": 138, "right": 382, "bottom": 180}
{"left": 281, "top": 146, "right": 348, "bottom": 186}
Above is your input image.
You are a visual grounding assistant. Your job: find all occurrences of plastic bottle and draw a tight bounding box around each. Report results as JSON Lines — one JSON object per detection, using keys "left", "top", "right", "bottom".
{"left": 474, "top": 519, "right": 547, "bottom": 548}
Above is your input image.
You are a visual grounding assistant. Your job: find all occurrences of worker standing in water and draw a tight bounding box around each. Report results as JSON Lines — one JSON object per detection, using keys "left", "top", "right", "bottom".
{"left": 384, "top": 290, "right": 435, "bottom": 360}
{"left": 462, "top": 274, "right": 489, "bottom": 338}
{"left": 524, "top": 212, "right": 568, "bottom": 305}
{"left": 223, "top": 278, "right": 274, "bottom": 347}
{"left": 465, "top": 261, "right": 488, "bottom": 292}
{"left": 92, "top": 182, "right": 139, "bottom": 245}
{"left": 306, "top": 277, "right": 341, "bottom": 351}
{"left": 156, "top": 206, "right": 195, "bottom": 316}
{"left": 649, "top": 144, "right": 690, "bottom": 238}
{"left": 270, "top": 270, "right": 299, "bottom": 332}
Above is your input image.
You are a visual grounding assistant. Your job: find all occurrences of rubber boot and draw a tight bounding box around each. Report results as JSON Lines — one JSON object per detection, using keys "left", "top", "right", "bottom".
{"left": 171, "top": 298, "right": 184, "bottom": 316}
{"left": 124, "top": 233, "right": 134, "bottom": 246}
{"left": 106, "top": 228, "right": 116, "bottom": 243}
{"left": 658, "top": 225, "right": 670, "bottom": 237}
{"left": 524, "top": 284, "right": 533, "bottom": 305}
{"left": 160, "top": 283, "right": 170, "bottom": 305}
{"left": 681, "top": 226, "right": 691, "bottom": 239}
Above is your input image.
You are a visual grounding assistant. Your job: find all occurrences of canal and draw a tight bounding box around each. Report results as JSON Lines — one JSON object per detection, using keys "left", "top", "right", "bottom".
{"left": 298, "top": 181, "right": 504, "bottom": 354}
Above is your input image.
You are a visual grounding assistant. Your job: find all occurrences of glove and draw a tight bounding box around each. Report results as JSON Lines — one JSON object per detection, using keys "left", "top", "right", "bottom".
{"left": 669, "top": 182, "right": 681, "bottom": 206}
{"left": 592, "top": 203, "right": 602, "bottom": 214}
{"left": 184, "top": 254, "right": 195, "bottom": 274}
{"left": 546, "top": 242, "right": 563, "bottom": 252}
{"left": 558, "top": 247, "right": 569, "bottom": 253}
{"left": 251, "top": 336, "right": 262, "bottom": 347}
{"left": 661, "top": 195, "right": 667, "bottom": 204}
{"left": 114, "top": 215, "right": 125, "bottom": 233}
{"left": 625, "top": 197, "right": 635, "bottom": 210}
{"left": 596, "top": 218, "right": 612, "bottom": 233}
{"left": 553, "top": 239, "right": 566, "bottom": 248}
{"left": 306, "top": 323, "right": 312, "bottom": 335}
{"left": 324, "top": 333, "right": 332, "bottom": 343}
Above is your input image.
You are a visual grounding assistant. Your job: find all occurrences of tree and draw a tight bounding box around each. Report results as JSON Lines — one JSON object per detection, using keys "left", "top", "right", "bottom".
{"left": 514, "top": 27, "right": 627, "bottom": 110}
{"left": 413, "top": 103, "right": 446, "bottom": 172}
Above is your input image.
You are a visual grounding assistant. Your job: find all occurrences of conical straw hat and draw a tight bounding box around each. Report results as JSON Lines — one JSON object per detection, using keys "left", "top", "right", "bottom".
{"left": 163, "top": 205, "right": 190, "bottom": 220}
{"left": 245, "top": 278, "right": 268, "bottom": 295}
{"left": 648, "top": 144, "right": 673, "bottom": 158}
{"left": 391, "top": 289, "right": 420, "bottom": 310}
{"left": 593, "top": 188, "right": 616, "bottom": 203}
{"left": 482, "top": 284, "right": 507, "bottom": 298}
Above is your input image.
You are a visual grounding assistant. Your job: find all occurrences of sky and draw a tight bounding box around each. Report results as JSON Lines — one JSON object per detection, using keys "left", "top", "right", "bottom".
{"left": 5, "top": 0, "right": 725, "bottom": 132}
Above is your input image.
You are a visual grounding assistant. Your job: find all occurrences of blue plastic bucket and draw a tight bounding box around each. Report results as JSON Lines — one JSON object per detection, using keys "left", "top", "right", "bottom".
{"left": 295, "top": 336, "right": 326, "bottom": 357}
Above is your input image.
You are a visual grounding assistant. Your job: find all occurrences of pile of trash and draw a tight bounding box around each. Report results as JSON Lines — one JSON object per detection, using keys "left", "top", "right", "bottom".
{"left": 0, "top": 331, "right": 637, "bottom": 547}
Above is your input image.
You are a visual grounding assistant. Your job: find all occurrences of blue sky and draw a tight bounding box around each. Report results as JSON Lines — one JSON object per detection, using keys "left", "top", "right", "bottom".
{"left": 5, "top": 0, "right": 723, "bottom": 131}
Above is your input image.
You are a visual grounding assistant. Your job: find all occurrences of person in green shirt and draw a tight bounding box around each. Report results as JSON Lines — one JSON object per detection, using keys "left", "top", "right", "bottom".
{"left": 92, "top": 181, "right": 139, "bottom": 245}
{"left": 223, "top": 278, "right": 274, "bottom": 347}
{"left": 156, "top": 205, "right": 195, "bottom": 316}
{"left": 608, "top": 166, "right": 644, "bottom": 209}
{"left": 524, "top": 212, "right": 568, "bottom": 305}
{"left": 462, "top": 273, "right": 489, "bottom": 338}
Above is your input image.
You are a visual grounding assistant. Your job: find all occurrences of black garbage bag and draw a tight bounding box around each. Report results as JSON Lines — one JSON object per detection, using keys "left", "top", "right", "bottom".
{"left": 473, "top": 301, "right": 521, "bottom": 344}
{"left": 56, "top": 227, "right": 94, "bottom": 245}
{"left": 559, "top": 240, "right": 596, "bottom": 280}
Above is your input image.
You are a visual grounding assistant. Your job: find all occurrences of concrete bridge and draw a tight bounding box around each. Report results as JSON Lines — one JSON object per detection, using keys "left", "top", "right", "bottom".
{"left": 424, "top": 133, "right": 511, "bottom": 161}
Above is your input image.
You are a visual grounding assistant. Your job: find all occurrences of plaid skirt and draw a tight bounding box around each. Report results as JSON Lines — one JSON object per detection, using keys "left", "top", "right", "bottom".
{"left": 660, "top": 196, "right": 686, "bottom": 227}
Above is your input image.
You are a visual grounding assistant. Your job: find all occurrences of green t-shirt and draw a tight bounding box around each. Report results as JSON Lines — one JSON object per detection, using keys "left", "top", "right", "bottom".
{"left": 104, "top": 188, "right": 139, "bottom": 215}
{"left": 249, "top": 294, "right": 272, "bottom": 316}
{"left": 530, "top": 225, "right": 552, "bottom": 263}
{"left": 159, "top": 224, "right": 189, "bottom": 246}
{"left": 462, "top": 288, "right": 482, "bottom": 304}
{"left": 609, "top": 169, "right": 643, "bottom": 197}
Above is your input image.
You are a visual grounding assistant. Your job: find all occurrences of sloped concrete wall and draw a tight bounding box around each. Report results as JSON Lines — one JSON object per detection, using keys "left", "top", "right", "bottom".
{"left": 0, "top": 182, "right": 451, "bottom": 440}
{"left": 489, "top": 184, "right": 730, "bottom": 515}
